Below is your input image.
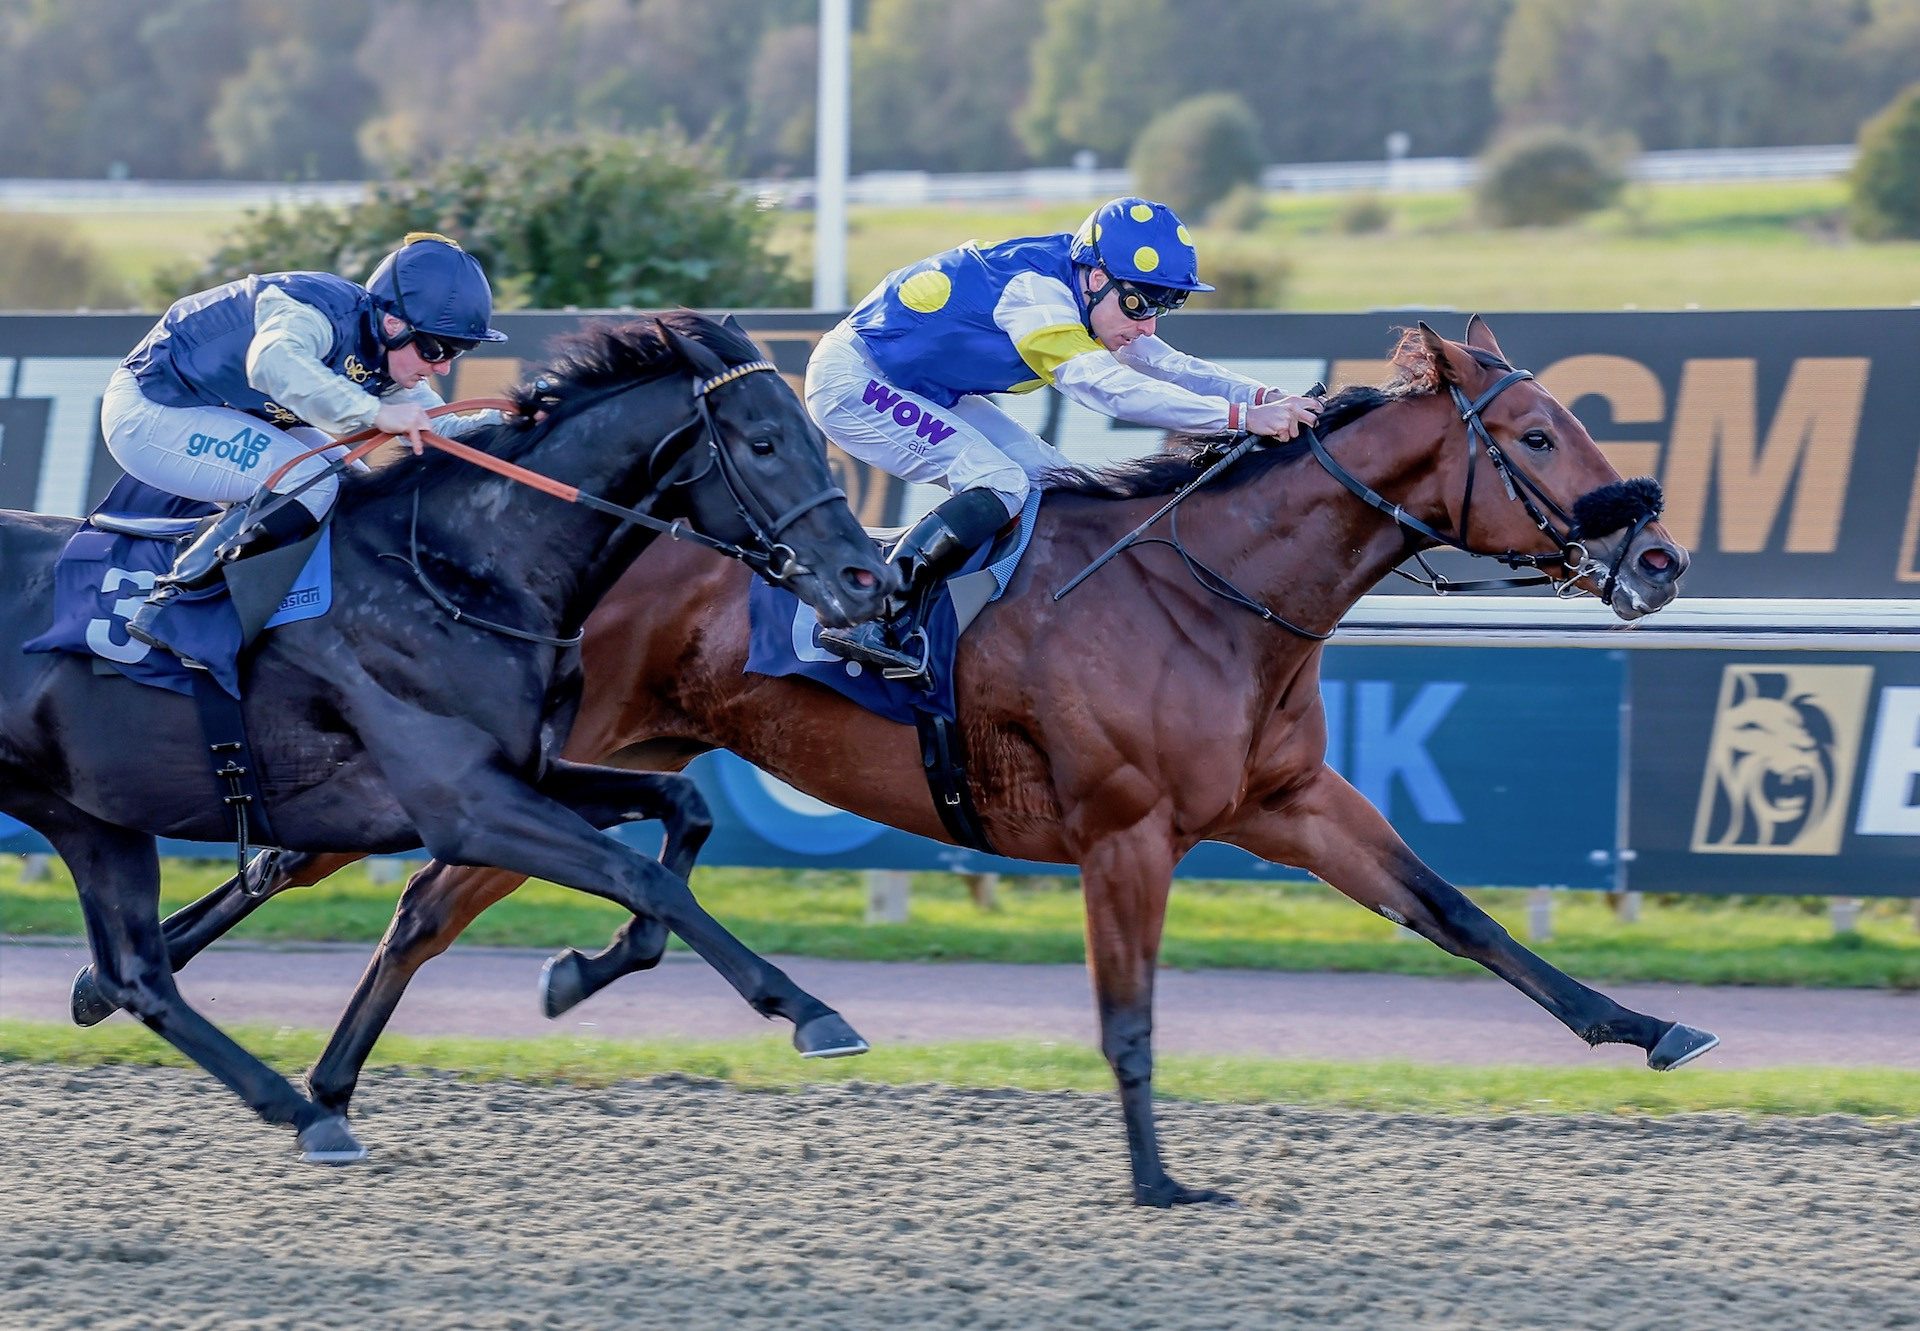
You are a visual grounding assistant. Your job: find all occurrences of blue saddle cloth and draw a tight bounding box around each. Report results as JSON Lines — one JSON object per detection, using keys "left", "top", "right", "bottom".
{"left": 22, "top": 477, "right": 333, "bottom": 698}
{"left": 746, "top": 490, "right": 1041, "bottom": 725}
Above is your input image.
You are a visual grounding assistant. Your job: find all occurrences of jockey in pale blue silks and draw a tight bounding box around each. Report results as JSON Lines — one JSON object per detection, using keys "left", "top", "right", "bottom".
{"left": 805, "top": 196, "right": 1321, "bottom": 683}
{"left": 105, "top": 232, "right": 508, "bottom": 650}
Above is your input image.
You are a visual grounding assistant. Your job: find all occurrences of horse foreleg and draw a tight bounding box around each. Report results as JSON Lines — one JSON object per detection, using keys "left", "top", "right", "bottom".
{"left": 1227, "top": 766, "right": 1717, "bottom": 1068}
{"left": 1079, "top": 826, "right": 1233, "bottom": 1208}
{"left": 70, "top": 850, "right": 355, "bottom": 1027}
{"left": 11, "top": 790, "right": 361, "bottom": 1162}
{"left": 306, "top": 861, "right": 525, "bottom": 1116}
{"left": 532, "top": 762, "right": 713, "bottom": 1019}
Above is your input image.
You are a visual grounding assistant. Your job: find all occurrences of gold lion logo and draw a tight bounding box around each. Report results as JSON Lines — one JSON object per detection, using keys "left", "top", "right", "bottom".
{"left": 1691, "top": 665, "right": 1871, "bottom": 855}
{"left": 262, "top": 401, "right": 298, "bottom": 426}
{"left": 342, "top": 355, "right": 373, "bottom": 384}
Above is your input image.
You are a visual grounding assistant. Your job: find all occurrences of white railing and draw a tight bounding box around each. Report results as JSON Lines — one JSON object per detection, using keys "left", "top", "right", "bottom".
{"left": 0, "top": 144, "right": 1857, "bottom": 216}
{"left": 1334, "top": 596, "right": 1920, "bottom": 651}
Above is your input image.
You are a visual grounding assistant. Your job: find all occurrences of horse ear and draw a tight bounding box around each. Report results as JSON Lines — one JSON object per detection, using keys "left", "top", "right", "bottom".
{"left": 1416, "top": 320, "right": 1469, "bottom": 388}
{"left": 1463, "top": 314, "right": 1509, "bottom": 364}
{"left": 659, "top": 314, "right": 727, "bottom": 378}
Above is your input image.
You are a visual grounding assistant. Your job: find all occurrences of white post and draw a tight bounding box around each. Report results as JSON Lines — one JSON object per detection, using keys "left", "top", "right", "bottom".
{"left": 366, "top": 857, "right": 402, "bottom": 886}
{"left": 19, "top": 853, "right": 50, "bottom": 883}
{"left": 865, "top": 869, "right": 910, "bottom": 924}
{"left": 1829, "top": 897, "right": 1860, "bottom": 935}
{"left": 1527, "top": 887, "right": 1554, "bottom": 943}
{"left": 812, "top": 0, "right": 851, "bottom": 311}
{"left": 1613, "top": 890, "right": 1642, "bottom": 924}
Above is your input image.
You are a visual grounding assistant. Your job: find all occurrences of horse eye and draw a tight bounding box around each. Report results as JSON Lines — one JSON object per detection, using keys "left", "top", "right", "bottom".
{"left": 1521, "top": 429, "right": 1553, "bottom": 452}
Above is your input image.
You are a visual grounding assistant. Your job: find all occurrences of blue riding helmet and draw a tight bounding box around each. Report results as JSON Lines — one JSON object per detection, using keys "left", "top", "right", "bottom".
{"left": 365, "top": 232, "right": 508, "bottom": 347}
{"left": 1068, "top": 197, "right": 1216, "bottom": 302}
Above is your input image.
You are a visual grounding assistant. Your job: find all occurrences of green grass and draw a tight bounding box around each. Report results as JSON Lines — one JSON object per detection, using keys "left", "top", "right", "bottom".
{"left": 3, "top": 1018, "right": 1913, "bottom": 1118}
{"left": 4, "top": 857, "right": 1915, "bottom": 989}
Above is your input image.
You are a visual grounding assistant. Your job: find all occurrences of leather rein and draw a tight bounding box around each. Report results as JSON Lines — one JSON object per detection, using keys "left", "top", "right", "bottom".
{"left": 259, "top": 359, "right": 844, "bottom": 648}
{"left": 1055, "top": 366, "right": 1656, "bottom": 639}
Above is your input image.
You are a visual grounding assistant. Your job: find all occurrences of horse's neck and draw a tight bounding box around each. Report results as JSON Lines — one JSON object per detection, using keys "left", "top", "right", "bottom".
{"left": 1181, "top": 396, "right": 1455, "bottom": 640}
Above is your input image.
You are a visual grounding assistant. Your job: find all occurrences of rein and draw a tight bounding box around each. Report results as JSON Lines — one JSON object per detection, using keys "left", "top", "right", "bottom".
{"left": 1053, "top": 364, "right": 1658, "bottom": 637}
{"left": 257, "top": 358, "right": 844, "bottom": 647}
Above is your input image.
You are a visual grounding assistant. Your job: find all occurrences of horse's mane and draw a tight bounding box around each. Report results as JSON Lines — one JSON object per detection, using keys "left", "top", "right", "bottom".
{"left": 344, "top": 310, "right": 757, "bottom": 501}
{"left": 1045, "top": 328, "right": 1511, "bottom": 501}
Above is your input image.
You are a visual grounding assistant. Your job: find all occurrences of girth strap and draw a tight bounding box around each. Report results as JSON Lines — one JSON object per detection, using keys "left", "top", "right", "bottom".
{"left": 189, "top": 671, "right": 278, "bottom": 885}
{"left": 913, "top": 709, "right": 995, "bottom": 855}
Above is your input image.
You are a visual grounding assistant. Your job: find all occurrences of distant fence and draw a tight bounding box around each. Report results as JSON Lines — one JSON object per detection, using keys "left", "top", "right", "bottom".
{"left": 0, "top": 144, "right": 1858, "bottom": 216}
{"left": 0, "top": 307, "right": 1914, "bottom": 897}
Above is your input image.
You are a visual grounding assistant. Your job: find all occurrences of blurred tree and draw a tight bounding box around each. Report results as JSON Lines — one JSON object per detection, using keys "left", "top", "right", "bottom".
{"left": 851, "top": 0, "right": 1034, "bottom": 173}
{"left": 744, "top": 22, "right": 819, "bottom": 173}
{"left": 1476, "top": 127, "right": 1626, "bottom": 227}
{"left": 165, "top": 130, "right": 804, "bottom": 309}
{"left": 1018, "top": 0, "right": 1180, "bottom": 163}
{"left": 208, "top": 2, "right": 375, "bottom": 178}
{"left": 1851, "top": 80, "right": 1920, "bottom": 238}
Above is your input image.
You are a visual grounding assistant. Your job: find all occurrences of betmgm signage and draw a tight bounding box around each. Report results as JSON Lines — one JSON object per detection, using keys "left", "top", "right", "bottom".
{"left": 1, "top": 308, "right": 1917, "bottom": 599}
{"left": 1633, "top": 653, "right": 1920, "bottom": 895}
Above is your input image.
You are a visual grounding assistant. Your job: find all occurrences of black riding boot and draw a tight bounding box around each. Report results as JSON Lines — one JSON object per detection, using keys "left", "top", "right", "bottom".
{"left": 818, "top": 488, "right": 1011, "bottom": 688}
{"left": 126, "top": 493, "right": 322, "bottom": 652}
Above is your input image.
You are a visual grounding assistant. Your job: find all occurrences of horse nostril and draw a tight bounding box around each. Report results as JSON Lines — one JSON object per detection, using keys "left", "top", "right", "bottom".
{"left": 1639, "top": 546, "right": 1677, "bottom": 581}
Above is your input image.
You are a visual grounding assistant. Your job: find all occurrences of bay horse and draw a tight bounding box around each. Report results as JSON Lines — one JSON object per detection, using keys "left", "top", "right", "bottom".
{"left": 8, "top": 312, "right": 893, "bottom": 1162}
{"left": 77, "top": 318, "right": 1716, "bottom": 1200}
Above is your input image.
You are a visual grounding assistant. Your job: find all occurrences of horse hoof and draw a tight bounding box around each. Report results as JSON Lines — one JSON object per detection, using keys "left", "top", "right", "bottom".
{"left": 1134, "top": 1178, "right": 1239, "bottom": 1209}
{"left": 297, "top": 1115, "right": 368, "bottom": 1165}
{"left": 539, "top": 949, "right": 589, "bottom": 1019}
{"left": 70, "top": 966, "right": 117, "bottom": 1028}
{"left": 1648, "top": 1023, "right": 1719, "bottom": 1072}
{"left": 793, "top": 1012, "right": 870, "bottom": 1059}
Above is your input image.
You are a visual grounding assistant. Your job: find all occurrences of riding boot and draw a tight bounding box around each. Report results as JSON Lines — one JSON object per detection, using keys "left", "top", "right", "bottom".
{"left": 127, "top": 494, "right": 322, "bottom": 653}
{"left": 818, "top": 488, "right": 1011, "bottom": 688}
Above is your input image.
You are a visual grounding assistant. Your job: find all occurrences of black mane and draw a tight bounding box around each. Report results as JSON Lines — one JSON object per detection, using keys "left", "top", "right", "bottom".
{"left": 344, "top": 310, "right": 756, "bottom": 502}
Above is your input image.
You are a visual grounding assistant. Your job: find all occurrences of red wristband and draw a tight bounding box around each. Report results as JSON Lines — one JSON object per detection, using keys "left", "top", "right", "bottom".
{"left": 1227, "top": 401, "right": 1243, "bottom": 432}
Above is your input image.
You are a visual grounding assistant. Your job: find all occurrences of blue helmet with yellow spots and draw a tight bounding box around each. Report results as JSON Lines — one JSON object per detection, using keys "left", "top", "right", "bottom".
{"left": 1068, "top": 197, "right": 1215, "bottom": 295}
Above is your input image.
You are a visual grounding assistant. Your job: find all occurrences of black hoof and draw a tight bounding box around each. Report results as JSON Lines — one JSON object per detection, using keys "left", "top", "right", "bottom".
{"left": 1648, "top": 1022, "right": 1720, "bottom": 1071}
{"left": 297, "top": 1114, "right": 367, "bottom": 1165}
{"left": 70, "top": 966, "right": 117, "bottom": 1028}
{"left": 539, "top": 949, "right": 588, "bottom": 1019}
{"left": 1134, "top": 1177, "right": 1239, "bottom": 1209}
{"left": 793, "top": 1012, "right": 870, "bottom": 1060}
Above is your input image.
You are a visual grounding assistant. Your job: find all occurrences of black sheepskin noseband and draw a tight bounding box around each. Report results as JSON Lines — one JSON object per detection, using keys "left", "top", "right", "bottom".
{"left": 1571, "top": 476, "right": 1663, "bottom": 540}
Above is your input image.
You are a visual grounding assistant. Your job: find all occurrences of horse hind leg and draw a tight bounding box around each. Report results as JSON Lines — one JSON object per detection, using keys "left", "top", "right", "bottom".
{"left": 70, "top": 849, "right": 351, "bottom": 1027}
{"left": 15, "top": 795, "right": 364, "bottom": 1163}
{"left": 537, "top": 767, "right": 711, "bottom": 1019}
{"left": 1231, "top": 767, "right": 1717, "bottom": 1069}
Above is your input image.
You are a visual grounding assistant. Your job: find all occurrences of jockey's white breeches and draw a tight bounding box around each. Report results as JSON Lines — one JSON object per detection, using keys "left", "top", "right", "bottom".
{"left": 803, "top": 322, "right": 1071, "bottom": 519}
{"left": 101, "top": 366, "right": 345, "bottom": 520}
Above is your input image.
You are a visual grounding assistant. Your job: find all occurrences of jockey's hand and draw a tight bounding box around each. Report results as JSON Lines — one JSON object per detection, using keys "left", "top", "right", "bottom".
{"left": 1247, "top": 393, "right": 1322, "bottom": 442}
{"left": 373, "top": 402, "right": 434, "bottom": 456}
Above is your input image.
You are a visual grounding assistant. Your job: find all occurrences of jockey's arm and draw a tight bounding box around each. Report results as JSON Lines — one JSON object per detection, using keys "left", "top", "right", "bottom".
{"left": 246, "top": 284, "right": 385, "bottom": 437}
{"left": 994, "top": 274, "right": 1240, "bottom": 434}
{"left": 1113, "top": 335, "right": 1279, "bottom": 406}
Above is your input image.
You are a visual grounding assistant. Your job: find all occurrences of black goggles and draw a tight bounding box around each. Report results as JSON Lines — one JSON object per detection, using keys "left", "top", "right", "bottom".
{"left": 407, "top": 329, "right": 479, "bottom": 364}
{"left": 1110, "top": 276, "right": 1190, "bottom": 321}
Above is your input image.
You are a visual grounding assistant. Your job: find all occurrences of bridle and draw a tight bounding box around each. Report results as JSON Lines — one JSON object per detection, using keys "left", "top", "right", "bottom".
{"left": 1307, "top": 366, "right": 1658, "bottom": 605}
{"left": 1053, "top": 361, "right": 1662, "bottom": 639}
{"left": 266, "top": 352, "right": 845, "bottom": 648}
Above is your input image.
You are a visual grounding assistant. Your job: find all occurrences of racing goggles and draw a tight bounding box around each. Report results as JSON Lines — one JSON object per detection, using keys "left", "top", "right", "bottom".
{"left": 406, "top": 329, "right": 480, "bottom": 364}
{"left": 1109, "top": 276, "right": 1191, "bottom": 321}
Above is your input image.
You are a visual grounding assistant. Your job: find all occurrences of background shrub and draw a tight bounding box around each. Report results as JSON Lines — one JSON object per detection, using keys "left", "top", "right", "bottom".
{"left": 1205, "top": 183, "right": 1268, "bottom": 233}
{"left": 1475, "top": 127, "right": 1625, "bottom": 228}
{"left": 0, "top": 216, "right": 132, "bottom": 310}
{"left": 1184, "top": 237, "right": 1290, "bottom": 310}
{"left": 1851, "top": 81, "right": 1920, "bottom": 240}
{"left": 1128, "top": 93, "right": 1265, "bottom": 219}
{"left": 159, "top": 129, "right": 804, "bottom": 310}
{"left": 1337, "top": 193, "right": 1393, "bottom": 235}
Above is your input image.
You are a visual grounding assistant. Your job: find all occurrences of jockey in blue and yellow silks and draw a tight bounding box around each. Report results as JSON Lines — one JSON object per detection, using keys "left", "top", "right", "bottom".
{"left": 805, "top": 195, "right": 1321, "bottom": 683}
{"left": 105, "top": 232, "right": 508, "bottom": 653}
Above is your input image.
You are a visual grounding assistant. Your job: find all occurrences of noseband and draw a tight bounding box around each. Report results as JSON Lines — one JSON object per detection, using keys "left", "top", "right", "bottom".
{"left": 1308, "top": 366, "right": 1662, "bottom": 605}
{"left": 647, "top": 359, "right": 847, "bottom": 584}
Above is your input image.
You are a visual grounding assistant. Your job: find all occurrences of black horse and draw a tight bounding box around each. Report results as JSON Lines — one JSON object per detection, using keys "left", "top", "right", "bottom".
{"left": 0, "top": 313, "right": 892, "bottom": 1162}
